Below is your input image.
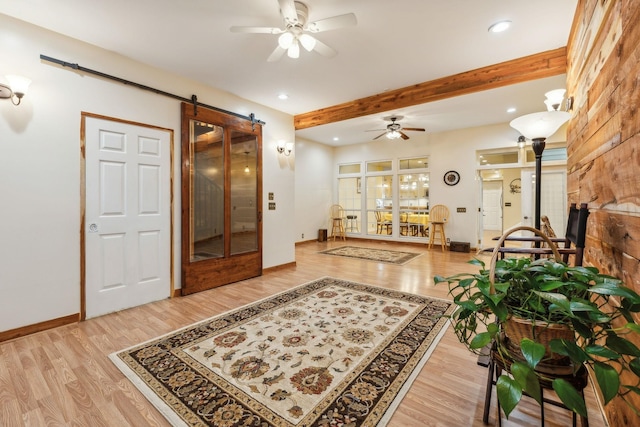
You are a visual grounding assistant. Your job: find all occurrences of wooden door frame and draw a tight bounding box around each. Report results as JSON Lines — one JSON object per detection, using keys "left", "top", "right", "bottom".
{"left": 80, "top": 112, "right": 175, "bottom": 320}
{"left": 180, "top": 103, "right": 263, "bottom": 295}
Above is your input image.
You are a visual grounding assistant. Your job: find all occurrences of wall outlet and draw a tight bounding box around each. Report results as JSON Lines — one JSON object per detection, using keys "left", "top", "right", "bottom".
{"left": 446, "top": 238, "right": 451, "bottom": 243}
{"left": 302, "top": 233, "right": 304, "bottom": 239}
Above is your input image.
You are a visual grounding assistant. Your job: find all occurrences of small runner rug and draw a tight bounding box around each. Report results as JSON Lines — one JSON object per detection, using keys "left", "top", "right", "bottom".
{"left": 110, "top": 277, "right": 453, "bottom": 427}
{"left": 319, "top": 246, "right": 422, "bottom": 265}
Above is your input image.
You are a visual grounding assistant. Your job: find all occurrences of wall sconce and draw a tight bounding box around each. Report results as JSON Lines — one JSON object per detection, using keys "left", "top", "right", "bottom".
{"left": 276, "top": 140, "right": 294, "bottom": 156}
{"left": 544, "top": 89, "right": 566, "bottom": 111}
{"left": 0, "top": 75, "right": 32, "bottom": 106}
{"left": 516, "top": 135, "right": 526, "bottom": 149}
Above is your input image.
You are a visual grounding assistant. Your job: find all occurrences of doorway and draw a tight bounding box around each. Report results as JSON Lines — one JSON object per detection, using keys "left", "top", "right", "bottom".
{"left": 82, "top": 114, "right": 173, "bottom": 319}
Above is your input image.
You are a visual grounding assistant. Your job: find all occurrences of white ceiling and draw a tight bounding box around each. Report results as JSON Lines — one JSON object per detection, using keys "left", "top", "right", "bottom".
{"left": 0, "top": 0, "right": 577, "bottom": 146}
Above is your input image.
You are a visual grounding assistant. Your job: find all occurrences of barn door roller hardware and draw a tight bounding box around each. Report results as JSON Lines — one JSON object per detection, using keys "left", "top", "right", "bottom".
{"left": 39, "top": 54, "right": 265, "bottom": 128}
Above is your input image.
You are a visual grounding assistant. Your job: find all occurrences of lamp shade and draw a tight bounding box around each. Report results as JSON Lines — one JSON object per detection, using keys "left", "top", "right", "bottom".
{"left": 287, "top": 41, "right": 300, "bottom": 58}
{"left": 278, "top": 32, "right": 294, "bottom": 49}
{"left": 299, "top": 34, "right": 316, "bottom": 52}
{"left": 509, "top": 111, "right": 570, "bottom": 140}
{"left": 6, "top": 75, "right": 31, "bottom": 97}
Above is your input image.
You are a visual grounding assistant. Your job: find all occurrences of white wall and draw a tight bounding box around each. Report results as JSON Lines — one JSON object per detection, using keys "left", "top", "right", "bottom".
{"left": 329, "top": 123, "right": 524, "bottom": 245}
{"left": 294, "top": 137, "right": 334, "bottom": 241}
{"left": 0, "top": 14, "right": 295, "bottom": 332}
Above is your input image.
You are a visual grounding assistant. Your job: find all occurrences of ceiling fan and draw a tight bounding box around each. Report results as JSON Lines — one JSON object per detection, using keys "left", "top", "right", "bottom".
{"left": 367, "top": 116, "right": 426, "bottom": 140}
{"left": 230, "top": 0, "right": 357, "bottom": 62}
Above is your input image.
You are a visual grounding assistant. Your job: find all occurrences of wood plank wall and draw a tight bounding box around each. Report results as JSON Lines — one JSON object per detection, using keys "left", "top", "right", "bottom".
{"left": 566, "top": 1, "right": 640, "bottom": 425}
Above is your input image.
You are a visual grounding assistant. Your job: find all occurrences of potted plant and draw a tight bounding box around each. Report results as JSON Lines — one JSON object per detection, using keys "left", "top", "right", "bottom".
{"left": 434, "top": 228, "right": 640, "bottom": 419}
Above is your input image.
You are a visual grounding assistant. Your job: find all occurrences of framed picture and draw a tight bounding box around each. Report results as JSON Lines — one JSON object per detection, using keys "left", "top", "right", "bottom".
{"left": 444, "top": 170, "right": 460, "bottom": 186}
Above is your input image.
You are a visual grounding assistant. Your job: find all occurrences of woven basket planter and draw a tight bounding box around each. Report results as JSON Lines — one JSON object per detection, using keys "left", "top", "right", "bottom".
{"left": 490, "top": 226, "right": 577, "bottom": 375}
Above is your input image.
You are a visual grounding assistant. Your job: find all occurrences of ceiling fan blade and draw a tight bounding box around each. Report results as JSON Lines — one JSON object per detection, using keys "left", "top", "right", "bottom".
{"left": 307, "top": 13, "right": 357, "bottom": 32}
{"left": 312, "top": 38, "right": 337, "bottom": 57}
{"left": 278, "top": 0, "right": 298, "bottom": 25}
{"left": 400, "top": 132, "right": 410, "bottom": 140}
{"left": 230, "top": 26, "right": 283, "bottom": 34}
{"left": 267, "top": 45, "right": 287, "bottom": 62}
{"left": 402, "top": 127, "right": 426, "bottom": 132}
{"left": 373, "top": 132, "right": 387, "bottom": 140}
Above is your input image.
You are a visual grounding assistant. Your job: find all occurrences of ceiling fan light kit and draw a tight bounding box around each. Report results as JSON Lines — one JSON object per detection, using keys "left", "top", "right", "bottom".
{"left": 230, "top": 0, "right": 356, "bottom": 62}
{"left": 367, "top": 115, "right": 426, "bottom": 141}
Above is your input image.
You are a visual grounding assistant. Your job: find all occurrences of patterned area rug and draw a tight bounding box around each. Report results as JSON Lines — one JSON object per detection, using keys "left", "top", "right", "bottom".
{"left": 110, "top": 277, "right": 453, "bottom": 427}
{"left": 319, "top": 246, "right": 422, "bottom": 265}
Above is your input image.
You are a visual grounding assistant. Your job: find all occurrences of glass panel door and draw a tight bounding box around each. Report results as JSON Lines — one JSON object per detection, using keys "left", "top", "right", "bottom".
{"left": 366, "top": 175, "right": 393, "bottom": 236}
{"left": 181, "top": 103, "right": 262, "bottom": 295}
{"left": 399, "top": 173, "right": 429, "bottom": 238}
{"left": 190, "top": 121, "right": 224, "bottom": 260}
{"left": 230, "top": 131, "right": 258, "bottom": 255}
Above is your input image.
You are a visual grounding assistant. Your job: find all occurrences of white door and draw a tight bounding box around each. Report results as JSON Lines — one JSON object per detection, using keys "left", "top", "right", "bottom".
{"left": 521, "top": 169, "right": 567, "bottom": 233}
{"left": 482, "top": 181, "right": 503, "bottom": 231}
{"left": 521, "top": 170, "right": 535, "bottom": 228}
{"left": 85, "top": 117, "right": 171, "bottom": 318}
{"left": 540, "top": 170, "right": 567, "bottom": 235}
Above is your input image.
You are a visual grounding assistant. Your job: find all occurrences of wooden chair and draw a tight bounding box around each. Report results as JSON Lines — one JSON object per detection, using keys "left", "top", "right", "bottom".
{"left": 491, "top": 203, "right": 590, "bottom": 266}
{"left": 329, "top": 204, "right": 346, "bottom": 241}
{"left": 375, "top": 211, "right": 392, "bottom": 234}
{"left": 428, "top": 205, "right": 450, "bottom": 251}
{"left": 399, "top": 212, "right": 410, "bottom": 236}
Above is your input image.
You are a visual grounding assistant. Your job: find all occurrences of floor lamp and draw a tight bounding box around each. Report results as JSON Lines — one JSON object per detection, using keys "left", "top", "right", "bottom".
{"left": 510, "top": 110, "right": 570, "bottom": 230}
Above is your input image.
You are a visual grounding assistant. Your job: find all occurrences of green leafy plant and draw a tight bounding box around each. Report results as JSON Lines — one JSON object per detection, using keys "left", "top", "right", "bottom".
{"left": 435, "top": 256, "right": 640, "bottom": 419}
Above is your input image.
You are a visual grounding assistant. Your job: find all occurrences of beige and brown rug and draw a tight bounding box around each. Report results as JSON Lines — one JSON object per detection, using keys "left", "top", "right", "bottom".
{"left": 110, "top": 277, "right": 453, "bottom": 426}
{"left": 319, "top": 246, "right": 422, "bottom": 265}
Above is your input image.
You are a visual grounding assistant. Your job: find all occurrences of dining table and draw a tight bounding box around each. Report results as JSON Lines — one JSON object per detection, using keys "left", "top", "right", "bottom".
{"left": 383, "top": 212, "right": 430, "bottom": 236}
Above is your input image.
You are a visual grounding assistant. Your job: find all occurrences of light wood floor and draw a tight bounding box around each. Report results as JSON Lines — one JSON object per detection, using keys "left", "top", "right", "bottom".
{"left": 0, "top": 239, "right": 607, "bottom": 427}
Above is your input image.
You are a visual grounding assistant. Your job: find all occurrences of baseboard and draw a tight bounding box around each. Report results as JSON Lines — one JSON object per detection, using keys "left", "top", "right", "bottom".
{"left": 0, "top": 313, "right": 80, "bottom": 343}
{"left": 263, "top": 261, "right": 296, "bottom": 273}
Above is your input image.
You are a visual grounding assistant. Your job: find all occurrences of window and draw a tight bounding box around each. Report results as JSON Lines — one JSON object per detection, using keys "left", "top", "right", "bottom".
{"left": 399, "top": 157, "right": 429, "bottom": 169}
{"left": 338, "top": 157, "right": 429, "bottom": 239}
{"left": 339, "top": 163, "right": 361, "bottom": 174}
{"left": 366, "top": 160, "right": 392, "bottom": 172}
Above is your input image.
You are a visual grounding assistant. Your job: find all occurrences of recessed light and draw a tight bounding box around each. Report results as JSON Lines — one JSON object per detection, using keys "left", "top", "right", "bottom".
{"left": 278, "top": 93, "right": 288, "bottom": 100}
{"left": 488, "top": 20, "right": 511, "bottom": 33}
{"left": 333, "top": 137, "right": 339, "bottom": 141}
{"left": 507, "top": 107, "right": 516, "bottom": 113}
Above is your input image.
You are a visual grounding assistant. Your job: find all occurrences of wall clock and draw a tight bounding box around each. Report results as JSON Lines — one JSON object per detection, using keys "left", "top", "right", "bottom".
{"left": 444, "top": 170, "right": 460, "bottom": 186}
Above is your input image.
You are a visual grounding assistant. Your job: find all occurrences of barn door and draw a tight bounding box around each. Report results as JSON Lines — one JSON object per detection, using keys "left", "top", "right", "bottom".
{"left": 181, "top": 103, "right": 262, "bottom": 295}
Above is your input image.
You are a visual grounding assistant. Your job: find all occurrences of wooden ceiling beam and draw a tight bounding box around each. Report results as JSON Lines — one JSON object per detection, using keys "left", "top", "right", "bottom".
{"left": 294, "top": 47, "right": 567, "bottom": 130}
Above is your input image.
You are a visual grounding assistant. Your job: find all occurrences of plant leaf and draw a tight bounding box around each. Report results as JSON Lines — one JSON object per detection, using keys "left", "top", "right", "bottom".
{"left": 470, "top": 332, "right": 493, "bottom": 349}
{"left": 520, "top": 338, "right": 545, "bottom": 368}
{"left": 589, "top": 284, "right": 640, "bottom": 302}
{"left": 549, "top": 339, "right": 588, "bottom": 363}
{"left": 497, "top": 375, "right": 522, "bottom": 419}
{"left": 553, "top": 378, "right": 587, "bottom": 417}
{"left": 511, "top": 361, "right": 542, "bottom": 405}
{"left": 569, "top": 301, "right": 599, "bottom": 312}
{"left": 539, "top": 281, "right": 566, "bottom": 291}
{"left": 630, "top": 358, "right": 640, "bottom": 377}
{"left": 585, "top": 345, "right": 620, "bottom": 360}
{"left": 534, "top": 291, "right": 571, "bottom": 313}
{"left": 593, "top": 361, "right": 620, "bottom": 405}
{"left": 606, "top": 335, "right": 640, "bottom": 357}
